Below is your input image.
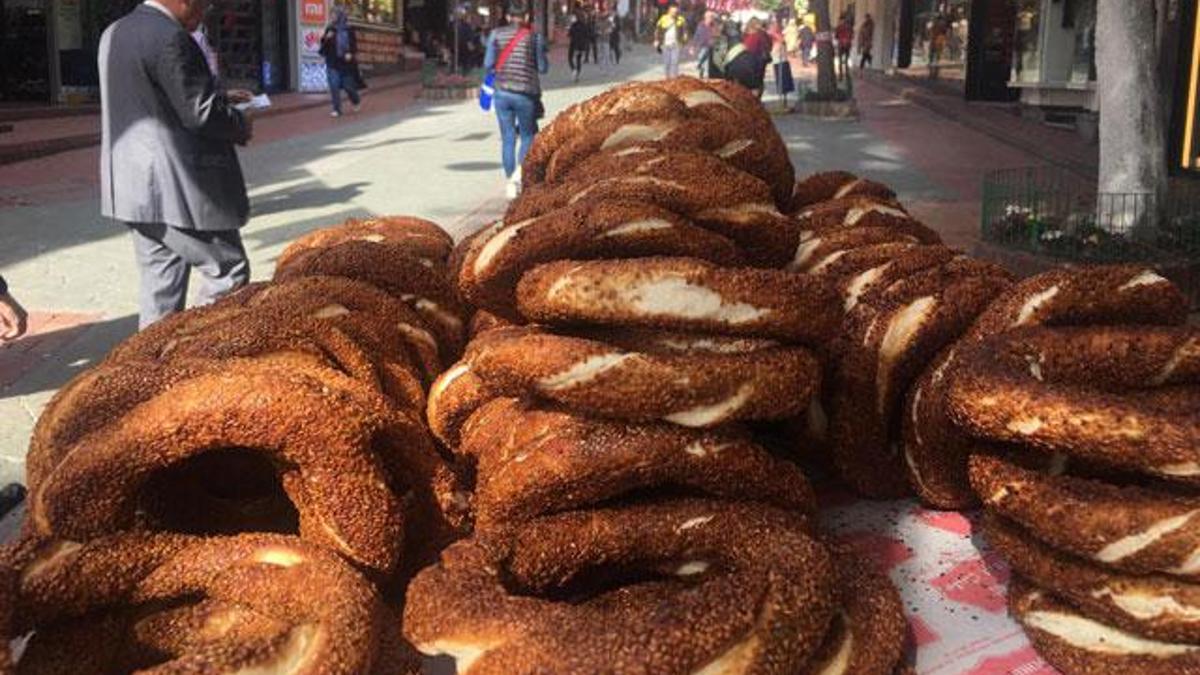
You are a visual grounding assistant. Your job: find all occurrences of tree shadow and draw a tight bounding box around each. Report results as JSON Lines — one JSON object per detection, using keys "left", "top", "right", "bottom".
{"left": 250, "top": 181, "right": 370, "bottom": 218}
{"left": 0, "top": 313, "right": 138, "bottom": 399}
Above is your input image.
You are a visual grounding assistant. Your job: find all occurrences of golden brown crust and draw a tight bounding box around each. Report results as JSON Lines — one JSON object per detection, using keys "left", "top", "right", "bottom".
{"left": 459, "top": 200, "right": 744, "bottom": 320}
{"left": 903, "top": 265, "right": 1191, "bottom": 509}
{"left": 469, "top": 310, "right": 517, "bottom": 338}
{"left": 404, "top": 499, "right": 838, "bottom": 675}
{"left": 464, "top": 399, "right": 816, "bottom": 529}
{"left": 788, "top": 226, "right": 926, "bottom": 273}
{"left": 3, "top": 532, "right": 388, "bottom": 674}
{"left": 828, "top": 260, "right": 1013, "bottom": 497}
{"left": 277, "top": 216, "right": 453, "bottom": 270}
{"left": 273, "top": 239, "right": 467, "bottom": 358}
{"left": 801, "top": 547, "right": 908, "bottom": 675}
{"left": 467, "top": 328, "right": 821, "bottom": 427}
{"left": 948, "top": 326, "right": 1200, "bottom": 479}
{"left": 1009, "top": 578, "right": 1200, "bottom": 675}
{"left": 516, "top": 257, "right": 842, "bottom": 345}
{"left": 984, "top": 513, "right": 1200, "bottom": 643}
{"left": 790, "top": 171, "right": 897, "bottom": 213}
{"left": 795, "top": 196, "right": 921, "bottom": 237}
{"left": 971, "top": 454, "right": 1200, "bottom": 579}
{"left": 425, "top": 360, "right": 495, "bottom": 452}
{"left": 29, "top": 359, "right": 413, "bottom": 574}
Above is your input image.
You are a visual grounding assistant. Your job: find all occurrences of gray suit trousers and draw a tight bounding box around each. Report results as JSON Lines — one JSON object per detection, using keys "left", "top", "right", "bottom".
{"left": 128, "top": 222, "right": 250, "bottom": 329}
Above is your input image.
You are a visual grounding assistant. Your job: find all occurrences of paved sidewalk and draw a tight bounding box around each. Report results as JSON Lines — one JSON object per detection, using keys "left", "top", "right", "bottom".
{"left": 0, "top": 71, "right": 424, "bottom": 166}
{"left": 0, "top": 47, "right": 1078, "bottom": 486}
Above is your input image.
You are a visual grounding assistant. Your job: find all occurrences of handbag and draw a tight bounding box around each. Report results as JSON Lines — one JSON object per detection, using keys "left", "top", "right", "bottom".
{"left": 480, "top": 27, "right": 531, "bottom": 112}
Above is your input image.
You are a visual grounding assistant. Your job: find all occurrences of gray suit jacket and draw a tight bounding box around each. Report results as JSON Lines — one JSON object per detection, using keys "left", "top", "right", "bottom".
{"left": 99, "top": 5, "right": 251, "bottom": 231}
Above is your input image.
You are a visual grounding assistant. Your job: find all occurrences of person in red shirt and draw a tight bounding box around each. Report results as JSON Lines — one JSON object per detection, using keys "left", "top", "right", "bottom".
{"left": 834, "top": 14, "right": 853, "bottom": 80}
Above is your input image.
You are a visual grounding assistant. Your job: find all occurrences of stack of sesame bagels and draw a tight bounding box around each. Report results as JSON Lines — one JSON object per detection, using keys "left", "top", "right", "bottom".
{"left": 414, "top": 78, "right": 907, "bottom": 674}
{"left": 4, "top": 215, "right": 470, "bottom": 671}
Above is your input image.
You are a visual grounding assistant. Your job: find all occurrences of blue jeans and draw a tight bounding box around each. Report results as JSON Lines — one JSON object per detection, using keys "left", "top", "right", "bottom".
{"left": 327, "top": 66, "right": 361, "bottom": 114}
{"left": 494, "top": 89, "right": 538, "bottom": 178}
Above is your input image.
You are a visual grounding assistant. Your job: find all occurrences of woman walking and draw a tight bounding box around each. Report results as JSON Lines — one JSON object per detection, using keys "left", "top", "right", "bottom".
{"left": 319, "top": 9, "right": 361, "bottom": 118}
{"left": 485, "top": 0, "right": 549, "bottom": 199}
{"left": 568, "top": 11, "right": 589, "bottom": 82}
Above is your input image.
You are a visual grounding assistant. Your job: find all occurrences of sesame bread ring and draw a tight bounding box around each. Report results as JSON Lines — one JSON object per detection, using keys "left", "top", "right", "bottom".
{"left": 243, "top": 275, "right": 444, "bottom": 386}
{"left": 809, "top": 245, "right": 964, "bottom": 314}
{"left": 801, "top": 547, "right": 907, "bottom": 675}
{"left": 1009, "top": 578, "right": 1200, "bottom": 675}
{"left": 788, "top": 226, "right": 926, "bottom": 273}
{"left": 561, "top": 327, "right": 783, "bottom": 356}
{"left": 791, "top": 171, "right": 897, "bottom": 212}
{"left": 462, "top": 398, "right": 816, "bottom": 529}
{"left": 829, "top": 263, "right": 1013, "bottom": 497}
{"left": 469, "top": 309, "right": 517, "bottom": 338}
{"left": 947, "top": 325, "right": 1200, "bottom": 481}
{"left": 516, "top": 258, "right": 842, "bottom": 345}
{"left": 3, "top": 532, "right": 396, "bottom": 674}
{"left": 274, "top": 240, "right": 466, "bottom": 358}
{"left": 426, "top": 360, "right": 494, "bottom": 452}
{"left": 903, "top": 265, "right": 1191, "bottom": 509}
{"left": 796, "top": 196, "right": 916, "bottom": 234}
{"left": 276, "top": 215, "right": 453, "bottom": 269}
{"left": 403, "top": 499, "right": 838, "bottom": 675}
{"left": 460, "top": 200, "right": 744, "bottom": 319}
{"left": 29, "top": 359, "right": 411, "bottom": 574}
{"left": 507, "top": 159, "right": 799, "bottom": 267}
{"left": 983, "top": 512, "right": 1200, "bottom": 643}
{"left": 467, "top": 329, "right": 821, "bottom": 427}
{"left": 970, "top": 454, "right": 1200, "bottom": 579}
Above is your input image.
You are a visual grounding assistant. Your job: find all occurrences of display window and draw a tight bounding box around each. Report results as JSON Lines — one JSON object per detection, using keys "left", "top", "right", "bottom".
{"left": 346, "top": 0, "right": 400, "bottom": 26}
{"left": 910, "top": 0, "right": 970, "bottom": 68}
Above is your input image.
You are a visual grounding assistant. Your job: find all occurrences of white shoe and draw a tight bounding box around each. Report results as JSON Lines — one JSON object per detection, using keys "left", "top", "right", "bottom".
{"left": 505, "top": 178, "right": 520, "bottom": 200}
{"left": 330, "top": 111, "right": 341, "bottom": 118}
{"left": 352, "top": 103, "right": 361, "bottom": 113}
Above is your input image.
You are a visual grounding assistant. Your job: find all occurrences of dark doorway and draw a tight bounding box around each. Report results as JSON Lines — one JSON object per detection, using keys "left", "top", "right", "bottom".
{"left": 965, "top": 0, "right": 1018, "bottom": 101}
{"left": 0, "top": 0, "right": 51, "bottom": 102}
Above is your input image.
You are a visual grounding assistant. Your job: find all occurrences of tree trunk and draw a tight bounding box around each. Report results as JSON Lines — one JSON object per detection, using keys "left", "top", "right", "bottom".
{"left": 813, "top": 0, "right": 836, "bottom": 96}
{"left": 1096, "top": 0, "right": 1167, "bottom": 233}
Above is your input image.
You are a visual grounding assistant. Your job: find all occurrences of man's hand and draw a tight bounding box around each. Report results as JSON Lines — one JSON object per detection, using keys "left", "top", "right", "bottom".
{"left": 345, "top": 52, "right": 354, "bottom": 62}
{"left": 0, "top": 292, "right": 28, "bottom": 344}
{"left": 227, "top": 88, "right": 254, "bottom": 104}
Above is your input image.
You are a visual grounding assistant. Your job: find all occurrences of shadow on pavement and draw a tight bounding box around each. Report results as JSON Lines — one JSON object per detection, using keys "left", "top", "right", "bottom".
{"left": 250, "top": 181, "right": 370, "bottom": 218}
{"left": 0, "top": 312, "right": 138, "bottom": 399}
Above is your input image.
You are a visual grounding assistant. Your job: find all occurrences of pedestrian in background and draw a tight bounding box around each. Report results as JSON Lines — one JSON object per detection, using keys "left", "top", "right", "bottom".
{"left": 798, "top": 20, "right": 814, "bottom": 66}
{"left": 484, "top": 0, "right": 548, "bottom": 199}
{"left": 587, "top": 8, "right": 600, "bottom": 65}
{"left": 608, "top": 11, "right": 623, "bottom": 65}
{"left": 568, "top": 11, "right": 589, "bottom": 82}
{"left": 99, "top": 0, "right": 253, "bottom": 329}
{"left": 834, "top": 14, "right": 853, "bottom": 80}
{"left": 654, "top": 4, "right": 688, "bottom": 78}
{"left": 691, "top": 10, "right": 716, "bottom": 78}
{"left": 0, "top": 276, "right": 27, "bottom": 344}
{"left": 858, "top": 12, "right": 875, "bottom": 71}
{"left": 320, "top": 8, "right": 362, "bottom": 118}
{"left": 783, "top": 17, "right": 799, "bottom": 58}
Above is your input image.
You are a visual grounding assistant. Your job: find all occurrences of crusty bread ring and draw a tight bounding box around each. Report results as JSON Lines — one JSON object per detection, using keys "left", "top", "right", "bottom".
{"left": 801, "top": 547, "right": 907, "bottom": 675}
{"left": 516, "top": 257, "right": 842, "bottom": 345}
{"left": 904, "top": 265, "right": 1192, "bottom": 509}
{"left": 788, "top": 226, "right": 926, "bottom": 273}
{"left": 791, "top": 171, "right": 897, "bottom": 212}
{"left": 243, "top": 275, "right": 444, "bottom": 386}
{"left": 404, "top": 499, "right": 838, "bottom": 675}
{"left": 1009, "top": 578, "right": 1200, "bottom": 675}
{"left": 274, "top": 240, "right": 466, "bottom": 358}
{"left": 971, "top": 454, "right": 1200, "bottom": 579}
{"left": 467, "top": 328, "right": 821, "bottom": 427}
{"left": 828, "top": 260, "right": 1013, "bottom": 497}
{"left": 808, "top": 245, "right": 964, "bottom": 314}
{"left": 460, "top": 199, "right": 744, "bottom": 319}
{"left": 984, "top": 512, "right": 1200, "bottom": 644}
{"left": 462, "top": 398, "right": 816, "bottom": 529}
{"left": 277, "top": 215, "right": 453, "bottom": 269}
{"left": 426, "top": 360, "right": 494, "bottom": 452}
{"left": 795, "top": 195, "right": 916, "bottom": 234}
{"left": 560, "top": 326, "right": 782, "bottom": 356}
{"left": 2, "top": 532, "right": 403, "bottom": 674}
{"left": 29, "top": 358, "right": 428, "bottom": 575}
{"left": 507, "top": 156, "right": 799, "bottom": 267}
{"left": 947, "top": 326, "right": 1200, "bottom": 481}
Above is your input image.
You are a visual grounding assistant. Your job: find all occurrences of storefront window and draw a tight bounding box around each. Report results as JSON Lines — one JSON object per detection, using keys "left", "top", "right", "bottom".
{"left": 346, "top": 0, "right": 399, "bottom": 25}
{"left": 909, "top": 0, "right": 970, "bottom": 69}
{"left": 1012, "top": 0, "right": 1040, "bottom": 83}
{"left": 1068, "top": 0, "right": 1096, "bottom": 84}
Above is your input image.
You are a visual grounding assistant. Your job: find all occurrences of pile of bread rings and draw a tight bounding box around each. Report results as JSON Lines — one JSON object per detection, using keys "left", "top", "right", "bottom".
{"left": 2, "top": 214, "right": 471, "bottom": 672}
{"left": 417, "top": 77, "right": 908, "bottom": 674}
{"left": 783, "top": 156, "right": 1200, "bottom": 673}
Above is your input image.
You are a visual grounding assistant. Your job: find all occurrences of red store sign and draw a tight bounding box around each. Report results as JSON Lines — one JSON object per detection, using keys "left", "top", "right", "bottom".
{"left": 301, "top": 0, "right": 327, "bottom": 25}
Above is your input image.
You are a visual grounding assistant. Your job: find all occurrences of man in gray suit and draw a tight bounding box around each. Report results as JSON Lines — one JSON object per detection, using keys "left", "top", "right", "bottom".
{"left": 99, "top": 0, "right": 253, "bottom": 328}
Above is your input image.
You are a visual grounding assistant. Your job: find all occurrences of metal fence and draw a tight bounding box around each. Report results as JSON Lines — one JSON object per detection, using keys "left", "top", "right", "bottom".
{"left": 980, "top": 167, "right": 1200, "bottom": 264}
